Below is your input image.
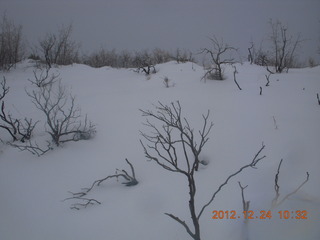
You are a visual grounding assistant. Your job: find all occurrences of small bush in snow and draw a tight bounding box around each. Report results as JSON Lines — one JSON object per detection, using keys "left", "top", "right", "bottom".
{"left": 200, "top": 36, "right": 238, "bottom": 81}
{"left": 27, "top": 80, "right": 95, "bottom": 146}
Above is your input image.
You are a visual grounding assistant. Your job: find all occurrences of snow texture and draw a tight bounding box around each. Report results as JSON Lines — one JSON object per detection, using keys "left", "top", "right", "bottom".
{"left": 0, "top": 60, "right": 319, "bottom": 240}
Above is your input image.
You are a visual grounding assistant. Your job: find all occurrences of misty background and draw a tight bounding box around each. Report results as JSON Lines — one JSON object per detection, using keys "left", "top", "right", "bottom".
{"left": 1, "top": 0, "right": 320, "bottom": 64}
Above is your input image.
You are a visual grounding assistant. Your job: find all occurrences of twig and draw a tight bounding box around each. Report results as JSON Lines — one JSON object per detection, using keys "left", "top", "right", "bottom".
{"left": 271, "top": 159, "right": 310, "bottom": 209}
{"left": 265, "top": 73, "right": 271, "bottom": 87}
{"left": 64, "top": 159, "right": 138, "bottom": 209}
{"left": 238, "top": 182, "right": 250, "bottom": 223}
{"left": 8, "top": 140, "right": 53, "bottom": 157}
{"left": 317, "top": 93, "right": 320, "bottom": 105}
{"left": 233, "top": 66, "right": 242, "bottom": 90}
{"left": 273, "top": 116, "right": 278, "bottom": 130}
{"left": 197, "top": 143, "right": 265, "bottom": 220}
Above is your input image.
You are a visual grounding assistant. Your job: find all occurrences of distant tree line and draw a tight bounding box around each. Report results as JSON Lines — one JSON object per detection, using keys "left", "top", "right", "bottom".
{"left": 1, "top": 14, "right": 318, "bottom": 73}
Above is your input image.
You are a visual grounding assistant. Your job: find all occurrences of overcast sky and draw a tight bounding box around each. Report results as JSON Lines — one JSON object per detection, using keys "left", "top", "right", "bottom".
{"left": 1, "top": 0, "right": 320, "bottom": 62}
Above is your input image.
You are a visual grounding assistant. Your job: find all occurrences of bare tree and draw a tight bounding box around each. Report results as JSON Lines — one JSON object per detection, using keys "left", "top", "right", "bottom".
{"left": 200, "top": 36, "right": 238, "bottom": 80}
{"left": 38, "top": 24, "right": 79, "bottom": 68}
{"left": 26, "top": 81, "right": 95, "bottom": 146}
{"left": 0, "top": 13, "right": 24, "bottom": 71}
{"left": 268, "top": 20, "right": 303, "bottom": 73}
{"left": 0, "top": 77, "right": 37, "bottom": 142}
{"left": 140, "top": 101, "right": 266, "bottom": 240}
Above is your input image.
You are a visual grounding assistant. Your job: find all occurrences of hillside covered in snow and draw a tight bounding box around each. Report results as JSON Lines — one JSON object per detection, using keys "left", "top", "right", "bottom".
{"left": 0, "top": 60, "right": 319, "bottom": 240}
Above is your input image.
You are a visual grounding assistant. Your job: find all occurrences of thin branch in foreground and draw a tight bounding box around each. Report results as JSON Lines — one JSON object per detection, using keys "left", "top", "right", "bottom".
{"left": 197, "top": 143, "right": 265, "bottom": 220}
{"left": 317, "top": 93, "right": 320, "bottom": 105}
{"left": 238, "top": 182, "right": 250, "bottom": 224}
{"left": 271, "top": 159, "right": 310, "bottom": 209}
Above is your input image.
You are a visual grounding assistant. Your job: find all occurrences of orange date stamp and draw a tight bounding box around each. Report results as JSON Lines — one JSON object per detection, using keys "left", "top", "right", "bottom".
{"left": 211, "top": 210, "right": 308, "bottom": 220}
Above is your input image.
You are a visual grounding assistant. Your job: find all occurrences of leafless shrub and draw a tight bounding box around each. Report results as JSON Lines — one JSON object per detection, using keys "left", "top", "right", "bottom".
{"left": 26, "top": 81, "right": 95, "bottom": 146}
{"left": 133, "top": 50, "right": 157, "bottom": 75}
{"left": 268, "top": 19, "right": 303, "bottom": 73}
{"left": 140, "top": 101, "right": 265, "bottom": 240}
{"left": 0, "top": 14, "right": 25, "bottom": 71}
{"left": 162, "top": 76, "right": 175, "bottom": 88}
{"left": 38, "top": 24, "right": 79, "bottom": 68}
{"left": 0, "top": 77, "right": 38, "bottom": 142}
{"left": 200, "top": 36, "right": 238, "bottom": 80}
{"left": 64, "top": 158, "right": 138, "bottom": 210}
{"left": 28, "top": 65, "right": 60, "bottom": 87}
{"left": 153, "top": 48, "right": 172, "bottom": 64}
{"left": 173, "top": 48, "right": 194, "bottom": 63}
{"left": 83, "top": 48, "right": 118, "bottom": 68}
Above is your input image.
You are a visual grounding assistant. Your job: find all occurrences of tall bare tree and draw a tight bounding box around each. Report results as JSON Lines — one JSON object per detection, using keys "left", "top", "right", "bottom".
{"left": 268, "top": 19, "right": 303, "bottom": 73}
{"left": 140, "top": 101, "right": 266, "bottom": 240}
{"left": 38, "top": 24, "right": 79, "bottom": 68}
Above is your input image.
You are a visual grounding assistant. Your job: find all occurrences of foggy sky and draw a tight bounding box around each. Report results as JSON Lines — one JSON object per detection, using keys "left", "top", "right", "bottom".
{"left": 1, "top": 0, "right": 320, "bottom": 62}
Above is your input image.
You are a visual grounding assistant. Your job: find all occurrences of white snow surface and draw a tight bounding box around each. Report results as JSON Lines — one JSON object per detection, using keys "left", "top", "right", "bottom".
{"left": 0, "top": 60, "right": 319, "bottom": 240}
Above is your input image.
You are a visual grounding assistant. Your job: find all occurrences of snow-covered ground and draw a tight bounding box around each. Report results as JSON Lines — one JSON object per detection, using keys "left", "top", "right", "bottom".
{"left": 0, "top": 60, "right": 319, "bottom": 240}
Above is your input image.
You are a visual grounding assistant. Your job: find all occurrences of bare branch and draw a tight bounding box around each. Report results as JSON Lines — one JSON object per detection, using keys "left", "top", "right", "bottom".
{"left": 271, "top": 159, "right": 309, "bottom": 209}
{"left": 8, "top": 140, "right": 53, "bottom": 157}
{"left": 233, "top": 65, "right": 242, "bottom": 90}
{"left": 64, "top": 159, "right": 138, "bottom": 209}
{"left": 1, "top": 77, "right": 38, "bottom": 142}
{"left": 197, "top": 144, "right": 265, "bottom": 220}
{"left": 165, "top": 213, "right": 196, "bottom": 239}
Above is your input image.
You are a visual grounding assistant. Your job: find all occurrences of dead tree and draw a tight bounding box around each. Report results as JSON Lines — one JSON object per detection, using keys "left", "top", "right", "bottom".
{"left": 38, "top": 24, "right": 79, "bottom": 68}
{"left": 200, "top": 36, "right": 238, "bottom": 80}
{"left": 269, "top": 20, "right": 303, "bottom": 73}
{"left": 64, "top": 158, "right": 138, "bottom": 210}
{"left": 0, "top": 77, "right": 38, "bottom": 142}
{"left": 140, "top": 101, "right": 266, "bottom": 240}
{"left": 26, "top": 81, "right": 95, "bottom": 146}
